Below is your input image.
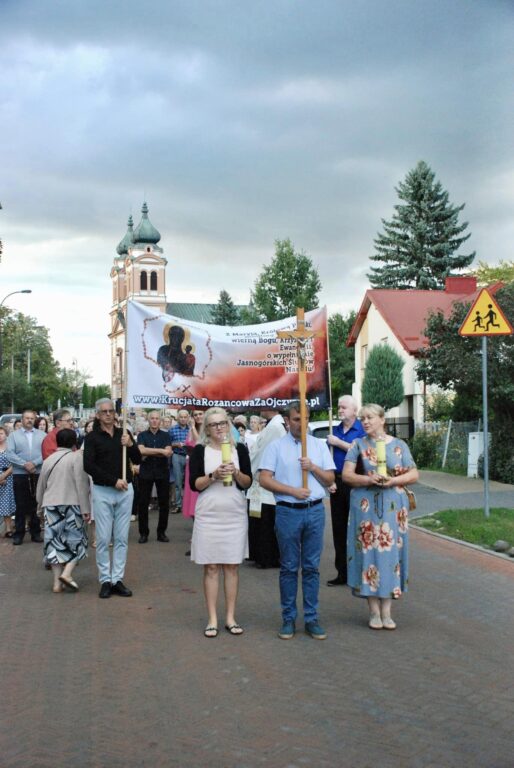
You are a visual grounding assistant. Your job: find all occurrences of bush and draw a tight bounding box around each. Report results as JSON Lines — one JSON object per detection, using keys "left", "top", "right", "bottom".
{"left": 490, "top": 418, "right": 514, "bottom": 484}
{"left": 426, "top": 390, "right": 454, "bottom": 422}
{"left": 411, "top": 429, "right": 441, "bottom": 468}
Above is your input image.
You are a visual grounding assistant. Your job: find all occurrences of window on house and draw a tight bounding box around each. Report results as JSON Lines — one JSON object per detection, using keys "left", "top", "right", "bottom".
{"left": 150, "top": 271, "right": 157, "bottom": 291}
{"left": 140, "top": 271, "right": 148, "bottom": 290}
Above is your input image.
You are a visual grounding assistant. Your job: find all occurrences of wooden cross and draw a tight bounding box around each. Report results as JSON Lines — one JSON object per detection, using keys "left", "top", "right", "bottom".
{"left": 277, "top": 308, "right": 324, "bottom": 488}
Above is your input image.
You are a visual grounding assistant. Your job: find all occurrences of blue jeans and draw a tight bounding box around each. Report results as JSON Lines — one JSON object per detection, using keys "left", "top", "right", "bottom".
{"left": 275, "top": 501, "right": 325, "bottom": 623}
{"left": 92, "top": 484, "right": 134, "bottom": 584}
{"left": 172, "top": 453, "right": 187, "bottom": 508}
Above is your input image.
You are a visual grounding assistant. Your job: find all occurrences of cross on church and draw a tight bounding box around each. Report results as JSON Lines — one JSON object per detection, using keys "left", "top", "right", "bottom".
{"left": 277, "top": 308, "right": 324, "bottom": 488}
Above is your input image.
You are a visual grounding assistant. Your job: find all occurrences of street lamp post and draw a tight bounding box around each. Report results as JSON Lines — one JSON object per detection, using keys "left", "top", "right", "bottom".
{"left": 0, "top": 290, "right": 32, "bottom": 370}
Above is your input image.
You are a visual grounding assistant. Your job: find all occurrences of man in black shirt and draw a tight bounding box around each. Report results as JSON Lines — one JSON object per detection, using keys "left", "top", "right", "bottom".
{"left": 83, "top": 398, "right": 142, "bottom": 599}
{"left": 137, "top": 411, "right": 172, "bottom": 543}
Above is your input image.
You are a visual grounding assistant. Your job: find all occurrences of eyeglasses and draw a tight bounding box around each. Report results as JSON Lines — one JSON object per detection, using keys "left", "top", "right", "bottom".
{"left": 99, "top": 409, "right": 115, "bottom": 415}
{"left": 207, "top": 420, "right": 228, "bottom": 429}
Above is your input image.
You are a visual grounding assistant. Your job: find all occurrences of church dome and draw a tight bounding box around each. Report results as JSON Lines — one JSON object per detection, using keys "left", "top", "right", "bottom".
{"left": 116, "top": 215, "right": 135, "bottom": 255}
{"left": 133, "top": 202, "right": 161, "bottom": 245}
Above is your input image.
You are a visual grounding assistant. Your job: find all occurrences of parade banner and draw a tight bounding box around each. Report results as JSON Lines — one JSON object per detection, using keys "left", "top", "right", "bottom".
{"left": 126, "top": 301, "right": 329, "bottom": 410}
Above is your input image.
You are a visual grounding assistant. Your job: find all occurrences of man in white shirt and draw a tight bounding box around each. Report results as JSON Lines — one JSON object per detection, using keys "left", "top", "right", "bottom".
{"left": 259, "top": 402, "right": 335, "bottom": 640}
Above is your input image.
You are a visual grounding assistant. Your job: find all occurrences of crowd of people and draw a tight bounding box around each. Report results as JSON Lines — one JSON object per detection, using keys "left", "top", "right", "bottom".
{"left": 1, "top": 395, "right": 418, "bottom": 638}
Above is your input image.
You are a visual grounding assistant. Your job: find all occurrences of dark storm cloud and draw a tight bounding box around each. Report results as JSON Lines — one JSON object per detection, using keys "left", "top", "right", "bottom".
{"left": 0, "top": 0, "right": 513, "bottom": 378}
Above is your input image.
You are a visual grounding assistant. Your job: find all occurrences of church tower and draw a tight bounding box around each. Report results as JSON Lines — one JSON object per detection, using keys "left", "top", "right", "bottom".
{"left": 109, "top": 202, "right": 167, "bottom": 400}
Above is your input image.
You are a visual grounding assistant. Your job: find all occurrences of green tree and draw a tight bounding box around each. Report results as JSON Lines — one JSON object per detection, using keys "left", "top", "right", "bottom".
{"left": 81, "top": 382, "right": 91, "bottom": 408}
{"left": 211, "top": 289, "right": 241, "bottom": 326}
{"left": 473, "top": 259, "right": 514, "bottom": 286}
{"left": 416, "top": 283, "right": 514, "bottom": 481}
{"left": 95, "top": 384, "right": 111, "bottom": 401}
{"left": 361, "top": 344, "right": 404, "bottom": 411}
{"left": 328, "top": 311, "right": 356, "bottom": 406}
{"left": 246, "top": 238, "right": 321, "bottom": 322}
{"left": 89, "top": 386, "right": 98, "bottom": 408}
{"left": 368, "top": 161, "right": 475, "bottom": 289}
{"left": 425, "top": 389, "right": 454, "bottom": 422}
{"left": 0, "top": 310, "right": 61, "bottom": 413}
{"left": 58, "top": 364, "right": 90, "bottom": 408}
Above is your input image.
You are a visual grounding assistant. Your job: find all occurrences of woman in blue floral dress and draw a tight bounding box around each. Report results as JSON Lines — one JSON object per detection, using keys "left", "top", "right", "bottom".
{"left": 343, "top": 404, "right": 418, "bottom": 630}
{"left": 0, "top": 425, "right": 15, "bottom": 537}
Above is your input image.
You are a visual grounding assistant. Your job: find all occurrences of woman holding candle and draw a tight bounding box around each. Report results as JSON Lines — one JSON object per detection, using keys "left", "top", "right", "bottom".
{"left": 342, "top": 403, "right": 418, "bottom": 630}
{"left": 189, "top": 407, "right": 252, "bottom": 638}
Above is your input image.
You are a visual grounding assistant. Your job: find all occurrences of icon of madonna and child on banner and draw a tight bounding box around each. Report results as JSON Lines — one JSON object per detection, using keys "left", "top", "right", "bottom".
{"left": 126, "top": 300, "right": 329, "bottom": 410}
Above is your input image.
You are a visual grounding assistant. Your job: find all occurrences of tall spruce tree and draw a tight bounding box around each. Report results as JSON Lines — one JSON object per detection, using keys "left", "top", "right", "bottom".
{"left": 368, "top": 161, "right": 475, "bottom": 289}
{"left": 211, "top": 289, "right": 241, "bottom": 326}
{"left": 361, "top": 344, "right": 404, "bottom": 411}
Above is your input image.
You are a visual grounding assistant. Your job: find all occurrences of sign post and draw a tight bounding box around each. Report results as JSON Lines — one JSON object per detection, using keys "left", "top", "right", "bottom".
{"left": 459, "top": 288, "right": 512, "bottom": 518}
{"left": 277, "top": 308, "right": 324, "bottom": 489}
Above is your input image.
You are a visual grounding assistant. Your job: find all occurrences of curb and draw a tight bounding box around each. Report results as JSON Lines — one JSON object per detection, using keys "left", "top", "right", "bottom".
{"left": 410, "top": 524, "right": 514, "bottom": 562}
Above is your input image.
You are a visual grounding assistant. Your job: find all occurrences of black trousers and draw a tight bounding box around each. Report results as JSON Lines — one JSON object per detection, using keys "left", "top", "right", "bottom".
{"left": 13, "top": 474, "right": 40, "bottom": 540}
{"left": 329, "top": 475, "right": 351, "bottom": 580}
{"left": 138, "top": 477, "right": 169, "bottom": 537}
{"left": 253, "top": 504, "right": 280, "bottom": 568}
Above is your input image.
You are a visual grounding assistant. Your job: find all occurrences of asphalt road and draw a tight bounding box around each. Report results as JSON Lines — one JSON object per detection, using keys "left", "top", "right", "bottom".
{"left": 1, "top": 500, "right": 513, "bottom": 768}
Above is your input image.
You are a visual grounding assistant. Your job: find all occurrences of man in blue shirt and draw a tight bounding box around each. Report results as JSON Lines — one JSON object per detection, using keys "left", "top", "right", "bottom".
{"left": 326, "top": 395, "right": 365, "bottom": 586}
{"left": 260, "top": 402, "right": 335, "bottom": 641}
{"left": 169, "top": 409, "right": 190, "bottom": 513}
{"left": 6, "top": 409, "right": 46, "bottom": 545}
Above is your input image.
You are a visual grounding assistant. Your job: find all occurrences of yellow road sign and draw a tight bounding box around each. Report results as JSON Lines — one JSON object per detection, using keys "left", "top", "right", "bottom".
{"left": 459, "top": 288, "right": 512, "bottom": 337}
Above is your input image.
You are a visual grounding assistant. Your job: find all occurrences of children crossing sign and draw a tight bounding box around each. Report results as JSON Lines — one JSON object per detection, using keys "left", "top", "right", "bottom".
{"left": 458, "top": 286, "right": 511, "bottom": 519}
{"left": 459, "top": 288, "right": 512, "bottom": 337}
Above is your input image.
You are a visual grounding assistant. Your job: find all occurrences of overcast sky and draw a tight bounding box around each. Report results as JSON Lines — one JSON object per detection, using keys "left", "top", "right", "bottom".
{"left": 1, "top": 0, "right": 512, "bottom": 384}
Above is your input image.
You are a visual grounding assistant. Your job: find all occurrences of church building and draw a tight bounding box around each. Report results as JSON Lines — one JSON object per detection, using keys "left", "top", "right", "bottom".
{"left": 109, "top": 202, "right": 227, "bottom": 400}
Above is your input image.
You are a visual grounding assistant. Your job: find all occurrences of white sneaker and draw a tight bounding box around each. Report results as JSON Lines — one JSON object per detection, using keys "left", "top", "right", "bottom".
{"left": 130, "top": 515, "right": 137, "bottom": 522}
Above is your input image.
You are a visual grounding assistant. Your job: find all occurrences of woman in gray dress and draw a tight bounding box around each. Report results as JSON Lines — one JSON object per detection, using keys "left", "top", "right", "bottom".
{"left": 37, "top": 429, "right": 91, "bottom": 593}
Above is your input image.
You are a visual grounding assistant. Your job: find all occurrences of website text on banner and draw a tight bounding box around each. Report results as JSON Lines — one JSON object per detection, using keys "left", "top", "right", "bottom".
{"left": 126, "top": 301, "right": 329, "bottom": 410}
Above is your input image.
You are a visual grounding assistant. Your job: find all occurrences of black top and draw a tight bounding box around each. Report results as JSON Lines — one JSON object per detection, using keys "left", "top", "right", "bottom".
{"left": 189, "top": 442, "right": 252, "bottom": 493}
{"left": 137, "top": 428, "right": 171, "bottom": 480}
{"left": 83, "top": 426, "right": 142, "bottom": 486}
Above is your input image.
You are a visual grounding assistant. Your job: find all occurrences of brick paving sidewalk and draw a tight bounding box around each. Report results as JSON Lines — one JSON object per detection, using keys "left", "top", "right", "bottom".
{"left": 0, "top": 509, "right": 512, "bottom": 768}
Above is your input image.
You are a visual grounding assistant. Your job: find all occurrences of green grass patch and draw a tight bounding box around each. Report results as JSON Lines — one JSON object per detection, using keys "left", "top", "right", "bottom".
{"left": 414, "top": 508, "right": 514, "bottom": 549}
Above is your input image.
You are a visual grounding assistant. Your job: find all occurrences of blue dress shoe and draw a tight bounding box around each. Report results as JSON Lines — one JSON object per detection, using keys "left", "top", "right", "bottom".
{"left": 305, "top": 621, "right": 327, "bottom": 640}
{"left": 278, "top": 620, "right": 295, "bottom": 640}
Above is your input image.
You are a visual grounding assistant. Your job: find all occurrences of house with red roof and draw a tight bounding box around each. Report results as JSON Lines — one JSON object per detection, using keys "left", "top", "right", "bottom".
{"left": 346, "top": 276, "right": 502, "bottom": 424}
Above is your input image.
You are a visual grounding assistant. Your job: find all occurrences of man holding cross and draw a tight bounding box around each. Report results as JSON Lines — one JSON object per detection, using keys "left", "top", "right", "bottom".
{"left": 259, "top": 401, "right": 335, "bottom": 640}
{"left": 83, "top": 398, "right": 142, "bottom": 598}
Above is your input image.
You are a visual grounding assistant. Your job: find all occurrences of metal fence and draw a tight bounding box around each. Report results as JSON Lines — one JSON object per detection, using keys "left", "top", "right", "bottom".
{"left": 386, "top": 417, "right": 415, "bottom": 440}
{"left": 414, "top": 420, "right": 481, "bottom": 473}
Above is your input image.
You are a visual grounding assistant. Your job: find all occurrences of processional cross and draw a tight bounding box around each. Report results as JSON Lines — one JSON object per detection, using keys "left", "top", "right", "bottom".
{"left": 277, "top": 308, "right": 324, "bottom": 488}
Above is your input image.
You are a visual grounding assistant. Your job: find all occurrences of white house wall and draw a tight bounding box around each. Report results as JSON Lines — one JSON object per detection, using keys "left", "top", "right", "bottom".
{"left": 351, "top": 302, "right": 425, "bottom": 422}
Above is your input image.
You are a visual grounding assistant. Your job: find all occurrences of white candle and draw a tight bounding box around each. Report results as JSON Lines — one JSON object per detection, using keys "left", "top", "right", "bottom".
{"left": 376, "top": 438, "right": 387, "bottom": 477}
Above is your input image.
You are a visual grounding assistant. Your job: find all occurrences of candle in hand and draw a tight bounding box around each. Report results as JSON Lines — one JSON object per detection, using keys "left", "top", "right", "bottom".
{"left": 221, "top": 436, "right": 233, "bottom": 486}
{"left": 376, "top": 438, "right": 388, "bottom": 477}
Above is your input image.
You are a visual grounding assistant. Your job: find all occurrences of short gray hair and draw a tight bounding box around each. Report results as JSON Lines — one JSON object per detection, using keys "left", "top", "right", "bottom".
{"left": 96, "top": 397, "right": 114, "bottom": 412}
{"left": 53, "top": 408, "right": 71, "bottom": 424}
{"left": 338, "top": 395, "right": 358, "bottom": 409}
